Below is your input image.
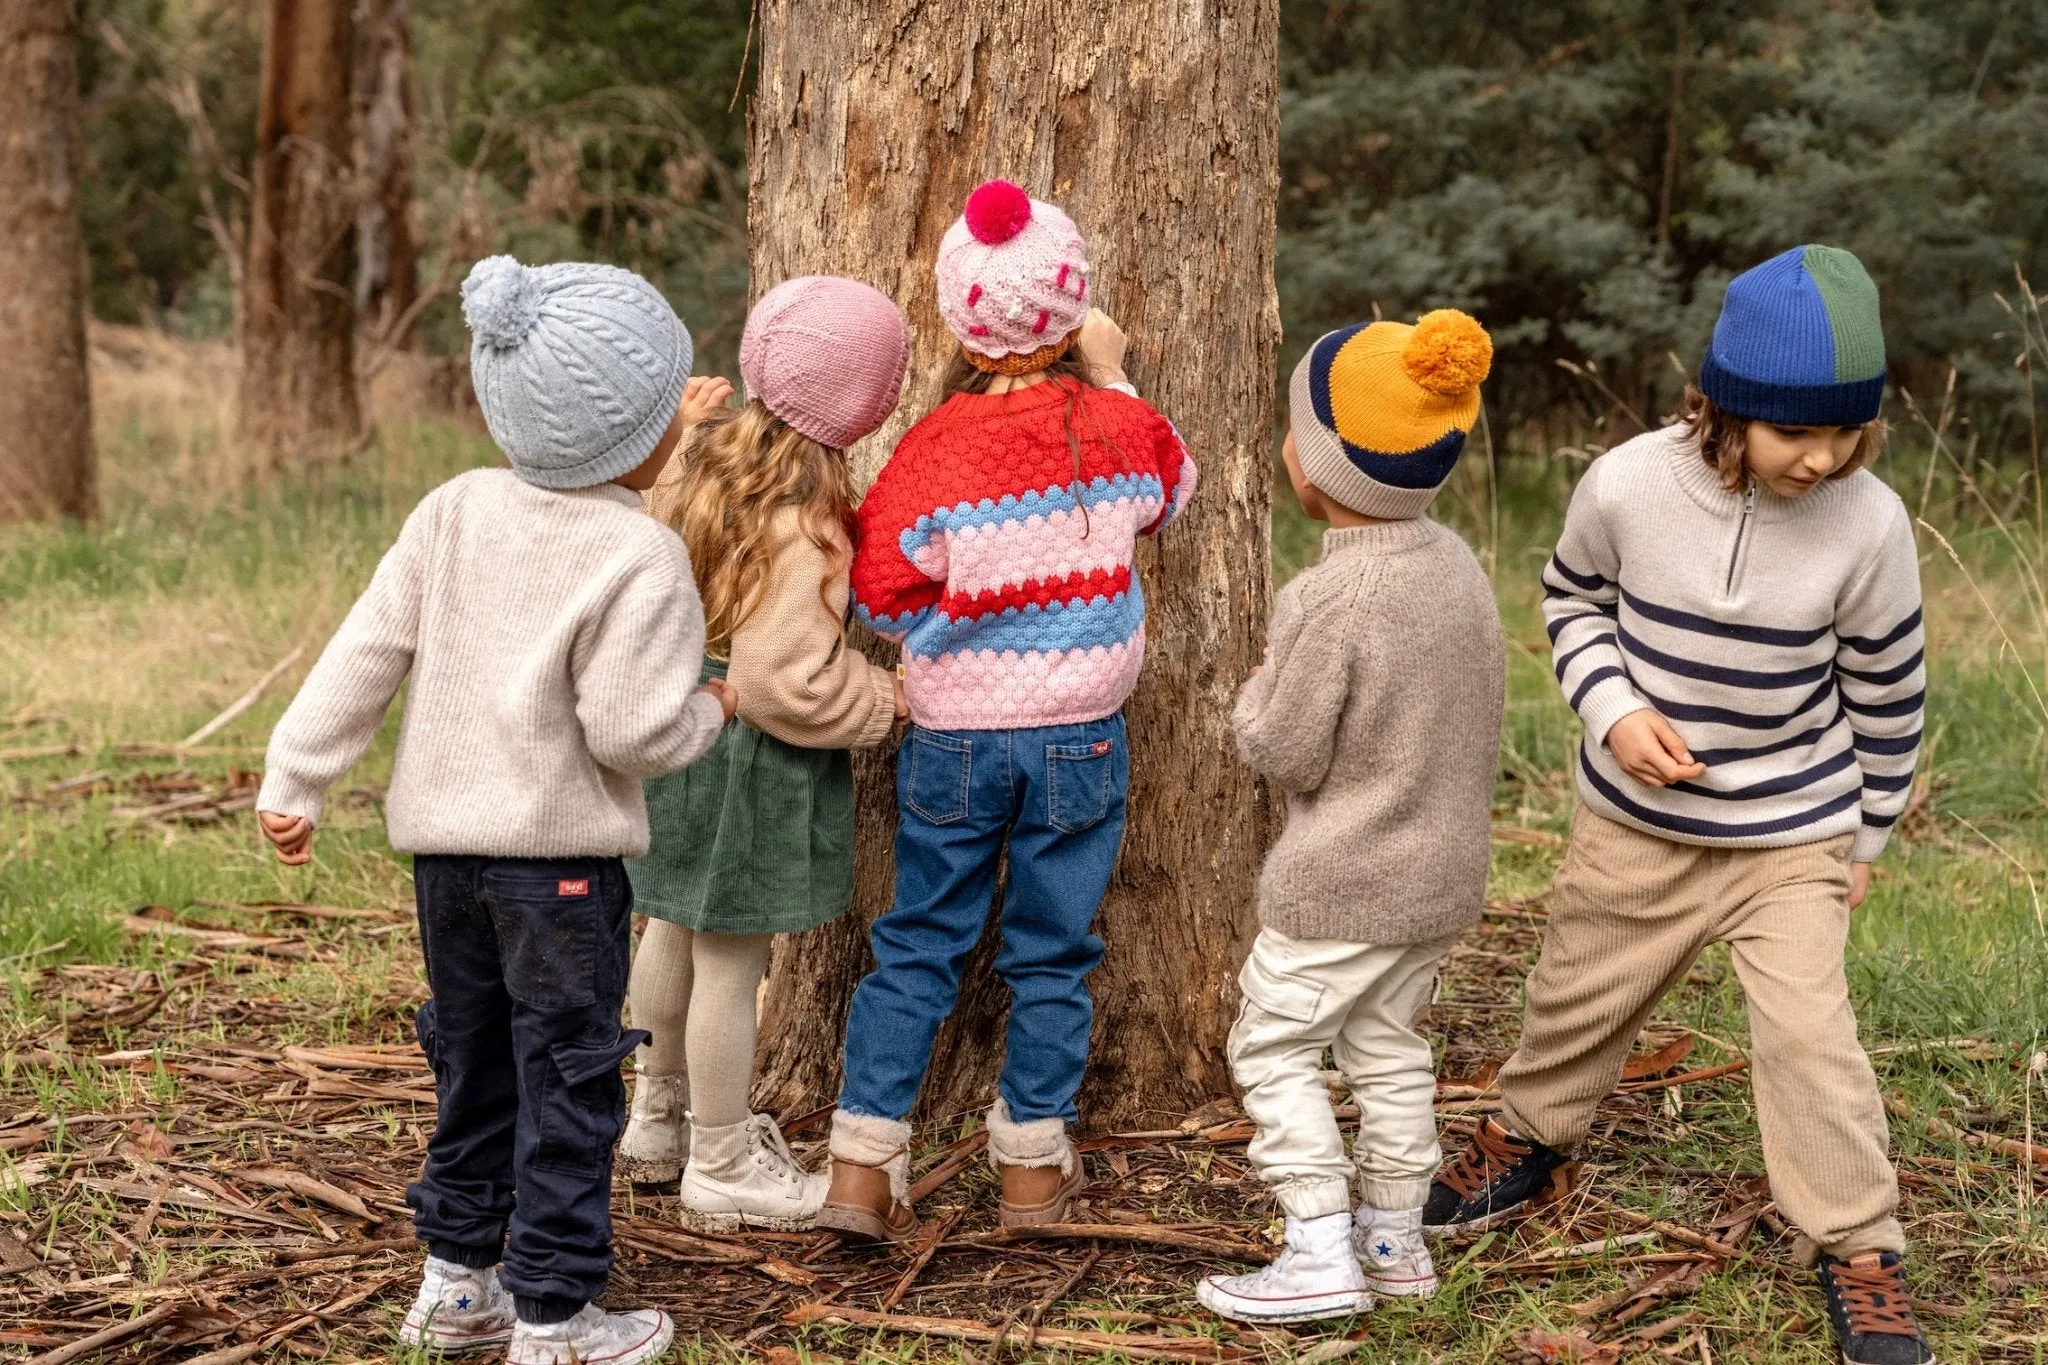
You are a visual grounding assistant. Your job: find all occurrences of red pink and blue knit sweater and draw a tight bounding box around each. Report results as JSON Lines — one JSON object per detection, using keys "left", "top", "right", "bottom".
{"left": 851, "top": 379, "right": 1196, "bottom": 731}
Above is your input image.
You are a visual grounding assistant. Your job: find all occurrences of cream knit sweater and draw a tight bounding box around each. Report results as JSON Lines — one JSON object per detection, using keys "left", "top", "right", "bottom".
{"left": 1233, "top": 519, "right": 1506, "bottom": 944}
{"left": 257, "top": 468, "right": 727, "bottom": 857}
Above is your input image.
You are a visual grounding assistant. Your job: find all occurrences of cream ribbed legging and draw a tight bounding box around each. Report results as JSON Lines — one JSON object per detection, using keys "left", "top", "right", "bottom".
{"left": 627, "top": 920, "right": 772, "bottom": 1128}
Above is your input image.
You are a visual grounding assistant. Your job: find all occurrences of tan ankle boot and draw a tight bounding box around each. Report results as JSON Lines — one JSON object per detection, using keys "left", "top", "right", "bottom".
{"left": 985, "top": 1098, "right": 1083, "bottom": 1228}
{"left": 813, "top": 1112, "right": 917, "bottom": 1244}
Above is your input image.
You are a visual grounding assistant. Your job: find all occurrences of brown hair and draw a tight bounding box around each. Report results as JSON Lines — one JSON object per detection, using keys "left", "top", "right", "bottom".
{"left": 1674, "top": 385, "right": 1886, "bottom": 491}
{"left": 656, "top": 400, "right": 857, "bottom": 658}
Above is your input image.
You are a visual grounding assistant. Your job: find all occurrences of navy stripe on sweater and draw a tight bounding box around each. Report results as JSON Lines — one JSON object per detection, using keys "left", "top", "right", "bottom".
{"left": 1839, "top": 607, "right": 1922, "bottom": 655}
{"left": 1620, "top": 588, "right": 1831, "bottom": 648}
{"left": 1841, "top": 689, "right": 1925, "bottom": 720}
{"left": 1636, "top": 676, "right": 1836, "bottom": 730}
{"left": 1569, "top": 666, "right": 1630, "bottom": 710}
{"left": 1619, "top": 624, "right": 1834, "bottom": 690}
{"left": 1667, "top": 746, "right": 1859, "bottom": 801}
{"left": 1838, "top": 649, "right": 1924, "bottom": 687}
{"left": 1551, "top": 637, "right": 1606, "bottom": 683}
{"left": 1581, "top": 752, "right": 1864, "bottom": 840}
{"left": 1547, "top": 554, "right": 1609, "bottom": 592}
{"left": 1862, "top": 769, "right": 1915, "bottom": 793}
{"left": 1546, "top": 604, "right": 1617, "bottom": 643}
{"left": 1688, "top": 715, "right": 1843, "bottom": 766}
{"left": 1852, "top": 728, "right": 1922, "bottom": 756}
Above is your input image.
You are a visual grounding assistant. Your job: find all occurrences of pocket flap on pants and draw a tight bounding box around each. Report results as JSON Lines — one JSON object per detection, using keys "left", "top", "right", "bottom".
{"left": 1238, "top": 954, "right": 1324, "bottom": 1023}
{"left": 549, "top": 1029, "right": 651, "bottom": 1087}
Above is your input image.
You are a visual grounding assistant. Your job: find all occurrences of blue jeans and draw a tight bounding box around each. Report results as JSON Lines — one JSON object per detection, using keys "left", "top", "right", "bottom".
{"left": 405, "top": 855, "right": 647, "bottom": 1320}
{"left": 839, "top": 715, "right": 1129, "bottom": 1123}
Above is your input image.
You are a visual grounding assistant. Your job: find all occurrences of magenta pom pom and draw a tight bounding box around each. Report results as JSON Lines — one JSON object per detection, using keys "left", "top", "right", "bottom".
{"left": 963, "top": 180, "right": 1033, "bottom": 245}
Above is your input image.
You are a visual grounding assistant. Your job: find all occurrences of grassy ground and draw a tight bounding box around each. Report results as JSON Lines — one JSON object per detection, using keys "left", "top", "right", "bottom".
{"left": 0, "top": 345, "right": 2042, "bottom": 1361}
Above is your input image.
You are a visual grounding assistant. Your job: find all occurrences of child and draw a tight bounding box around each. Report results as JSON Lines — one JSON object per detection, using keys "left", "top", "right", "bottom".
{"left": 1423, "top": 246, "right": 1931, "bottom": 1365}
{"left": 618, "top": 276, "right": 911, "bottom": 1230}
{"left": 815, "top": 180, "right": 1196, "bottom": 1242}
{"left": 255, "top": 256, "right": 737, "bottom": 1365}
{"left": 1193, "top": 311, "right": 1505, "bottom": 1323}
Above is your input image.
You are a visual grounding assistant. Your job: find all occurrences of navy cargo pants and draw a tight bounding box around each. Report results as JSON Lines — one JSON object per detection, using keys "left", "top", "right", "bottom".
{"left": 405, "top": 855, "right": 646, "bottom": 1322}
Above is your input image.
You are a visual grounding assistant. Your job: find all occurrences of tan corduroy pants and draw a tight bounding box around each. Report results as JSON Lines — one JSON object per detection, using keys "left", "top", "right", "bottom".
{"left": 1497, "top": 810, "right": 1903, "bottom": 1259}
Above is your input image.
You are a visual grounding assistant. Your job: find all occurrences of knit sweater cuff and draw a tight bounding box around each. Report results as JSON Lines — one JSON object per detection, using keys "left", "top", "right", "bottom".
{"left": 1575, "top": 676, "right": 1651, "bottom": 749}
{"left": 854, "top": 666, "right": 899, "bottom": 749}
{"left": 1850, "top": 822, "right": 1892, "bottom": 864}
{"left": 254, "top": 770, "right": 326, "bottom": 827}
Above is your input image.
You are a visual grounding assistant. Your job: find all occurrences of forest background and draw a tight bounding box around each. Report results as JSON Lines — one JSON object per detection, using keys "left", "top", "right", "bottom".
{"left": 0, "top": 0, "right": 2046, "bottom": 1360}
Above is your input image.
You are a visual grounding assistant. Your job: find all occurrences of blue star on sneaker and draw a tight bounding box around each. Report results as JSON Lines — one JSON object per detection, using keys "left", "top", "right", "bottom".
{"left": 455, "top": 1295, "right": 471, "bottom": 1310}
{"left": 1375, "top": 1242, "right": 1393, "bottom": 1258}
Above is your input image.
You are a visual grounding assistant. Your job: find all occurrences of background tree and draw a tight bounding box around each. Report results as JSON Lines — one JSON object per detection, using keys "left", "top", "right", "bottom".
{"left": 355, "top": 0, "right": 418, "bottom": 349}
{"left": 0, "top": 0, "right": 96, "bottom": 523}
{"left": 238, "top": 0, "right": 359, "bottom": 457}
{"left": 746, "top": 0, "right": 1280, "bottom": 1129}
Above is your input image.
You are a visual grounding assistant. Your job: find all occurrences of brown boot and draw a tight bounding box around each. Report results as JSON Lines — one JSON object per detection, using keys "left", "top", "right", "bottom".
{"left": 998, "top": 1158, "right": 1083, "bottom": 1228}
{"left": 986, "top": 1098, "right": 1083, "bottom": 1229}
{"left": 815, "top": 1155, "right": 918, "bottom": 1243}
{"left": 813, "top": 1111, "right": 917, "bottom": 1244}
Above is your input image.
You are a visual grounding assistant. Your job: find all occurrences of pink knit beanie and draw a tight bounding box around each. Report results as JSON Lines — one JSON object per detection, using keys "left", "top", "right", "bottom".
{"left": 935, "top": 180, "right": 1090, "bottom": 366}
{"left": 739, "top": 275, "right": 910, "bottom": 450}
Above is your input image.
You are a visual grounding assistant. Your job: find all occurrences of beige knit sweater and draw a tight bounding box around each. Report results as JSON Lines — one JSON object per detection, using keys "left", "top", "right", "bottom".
{"left": 721, "top": 508, "right": 897, "bottom": 750}
{"left": 1233, "top": 519, "right": 1506, "bottom": 944}
{"left": 257, "top": 468, "right": 727, "bottom": 857}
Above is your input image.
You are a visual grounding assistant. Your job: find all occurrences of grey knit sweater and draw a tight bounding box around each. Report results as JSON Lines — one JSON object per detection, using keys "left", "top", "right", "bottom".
{"left": 1233, "top": 519, "right": 1506, "bottom": 944}
{"left": 258, "top": 469, "right": 727, "bottom": 857}
{"left": 1545, "top": 425, "right": 1924, "bottom": 862}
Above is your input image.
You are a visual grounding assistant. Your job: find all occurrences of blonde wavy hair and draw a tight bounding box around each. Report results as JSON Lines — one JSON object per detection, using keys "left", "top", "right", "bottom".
{"left": 656, "top": 400, "right": 858, "bottom": 657}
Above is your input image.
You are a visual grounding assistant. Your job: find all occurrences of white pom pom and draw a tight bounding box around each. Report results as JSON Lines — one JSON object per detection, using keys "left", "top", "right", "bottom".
{"left": 462, "top": 255, "right": 542, "bottom": 349}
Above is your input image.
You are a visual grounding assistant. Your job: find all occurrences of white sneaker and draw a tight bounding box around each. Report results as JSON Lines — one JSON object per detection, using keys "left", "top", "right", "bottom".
{"left": 1196, "top": 1212, "right": 1373, "bottom": 1324}
{"left": 398, "top": 1256, "right": 516, "bottom": 1353}
{"left": 506, "top": 1304, "right": 674, "bottom": 1365}
{"left": 618, "top": 1071, "right": 688, "bottom": 1183}
{"left": 679, "top": 1112, "right": 829, "bottom": 1233}
{"left": 1354, "top": 1204, "right": 1438, "bottom": 1297}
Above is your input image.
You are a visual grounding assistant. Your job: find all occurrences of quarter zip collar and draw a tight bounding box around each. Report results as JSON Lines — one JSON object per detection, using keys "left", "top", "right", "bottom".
{"left": 1658, "top": 423, "right": 1846, "bottom": 525}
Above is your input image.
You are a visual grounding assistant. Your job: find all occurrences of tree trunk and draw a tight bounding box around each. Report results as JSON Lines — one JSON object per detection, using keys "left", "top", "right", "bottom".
{"left": 240, "top": 0, "right": 359, "bottom": 458}
{"left": 0, "top": 0, "right": 95, "bottom": 523}
{"left": 354, "top": 0, "right": 417, "bottom": 349}
{"left": 748, "top": 1, "right": 1278, "bottom": 1131}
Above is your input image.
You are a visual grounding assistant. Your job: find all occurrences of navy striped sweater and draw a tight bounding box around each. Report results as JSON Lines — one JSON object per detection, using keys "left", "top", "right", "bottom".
{"left": 1544, "top": 427, "right": 1923, "bottom": 861}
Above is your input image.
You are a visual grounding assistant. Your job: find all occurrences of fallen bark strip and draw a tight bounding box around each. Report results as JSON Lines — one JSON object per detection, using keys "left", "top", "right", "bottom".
{"left": 882, "top": 1209, "right": 961, "bottom": 1310}
{"left": 1885, "top": 1095, "right": 2048, "bottom": 1166}
{"left": 177, "top": 1268, "right": 408, "bottom": 1365}
{"left": 71, "top": 1179, "right": 310, "bottom": 1233}
{"left": 234, "top": 1168, "right": 376, "bottom": 1221}
{"left": 964, "top": 1222, "right": 1271, "bottom": 1263}
{"left": 274, "top": 1235, "right": 417, "bottom": 1265}
{"left": 176, "top": 645, "right": 306, "bottom": 749}
{"left": 1617, "top": 1060, "right": 1750, "bottom": 1094}
{"left": 1589, "top": 1203, "right": 1741, "bottom": 1260}
{"left": 907, "top": 1130, "right": 989, "bottom": 1205}
{"left": 785, "top": 1302, "right": 1247, "bottom": 1363}
{"left": 22, "top": 1301, "right": 182, "bottom": 1365}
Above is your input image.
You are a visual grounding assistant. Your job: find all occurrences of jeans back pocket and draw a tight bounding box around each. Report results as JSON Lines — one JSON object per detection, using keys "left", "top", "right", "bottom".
{"left": 1046, "top": 740, "right": 1115, "bottom": 833}
{"left": 903, "top": 730, "right": 971, "bottom": 824}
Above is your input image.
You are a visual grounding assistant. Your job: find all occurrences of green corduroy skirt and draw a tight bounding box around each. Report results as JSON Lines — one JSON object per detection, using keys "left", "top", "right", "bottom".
{"left": 626, "top": 658, "right": 856, "bottom": 935}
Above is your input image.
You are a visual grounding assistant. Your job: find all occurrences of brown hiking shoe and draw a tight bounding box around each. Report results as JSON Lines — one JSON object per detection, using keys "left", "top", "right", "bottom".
{"left": 814, "top": 1156, "right": 917, "bottom": 1244}
{"left": 998, "top": 1159, "right": 1084, "bottom": 1228}
{"left": 1421, "top": 1116, "right": 1576, "bottom": 1236}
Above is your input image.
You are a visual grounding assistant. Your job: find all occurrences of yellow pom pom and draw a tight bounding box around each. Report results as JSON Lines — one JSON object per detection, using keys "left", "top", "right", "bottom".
{"left": 1401, "top": 309, "right": 1493, "bottom": 396}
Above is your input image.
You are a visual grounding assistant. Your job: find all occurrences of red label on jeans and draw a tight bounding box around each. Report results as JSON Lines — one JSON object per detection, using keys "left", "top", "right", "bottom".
{"left": 1092, "top": 740, "right": 1112, "bottom": 756}
{"left": 558, "top": 879, "right": 590, "bottom": 897}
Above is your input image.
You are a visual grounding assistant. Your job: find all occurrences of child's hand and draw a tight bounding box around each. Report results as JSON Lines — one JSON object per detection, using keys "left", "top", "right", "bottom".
{"left": 258, "top": 811, "right": 315, "bottom": 866}
{"left": 1075, "top": 308, "right": 1129, "bottom": 387}
{"left": 1606, "top": 709, "right": 1706, "bottom": 787}
{"left": 1848, "top": 861, "right": 1872, "bottom": 910}
{"left": 892, "top": 674, "right": 911, "bottom": 723}
{"left": 680, "top": 375, "right": 735, "bottom": 426}
{"left": 699, "top": 676, "right": 739, "bottom": 722}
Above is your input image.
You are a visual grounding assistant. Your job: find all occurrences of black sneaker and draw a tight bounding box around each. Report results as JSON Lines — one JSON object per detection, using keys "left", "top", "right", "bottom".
{"left": 1818, "top": 1254, "right": 1936, "bottom": 1365}
{"left": 1420, "top": 1117, "right": 1575, "bottom": 1236}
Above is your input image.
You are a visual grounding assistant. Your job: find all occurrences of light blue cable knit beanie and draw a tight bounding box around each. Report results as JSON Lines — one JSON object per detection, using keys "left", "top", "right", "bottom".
{"left": 461, "top": 255, "right": 693, "bottom": 489}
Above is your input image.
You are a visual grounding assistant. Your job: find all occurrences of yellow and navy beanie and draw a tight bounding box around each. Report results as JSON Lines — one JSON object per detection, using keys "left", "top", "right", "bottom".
{"left": 1287, "top": 309, "right": 1493, "bottom": 520}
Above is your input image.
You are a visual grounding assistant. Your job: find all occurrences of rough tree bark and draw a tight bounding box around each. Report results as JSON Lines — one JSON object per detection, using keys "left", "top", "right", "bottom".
{"left": 354, "top": 0, "right": 417, "bottom": 349}
{"left": 240, "top": 0, "right": 359, "bottom": 457}
{"left": 0, "top": 0, "right": 95, "bottom": 523}
{"left": 749, "top": 1, "right": 1278, "bottom": 1130}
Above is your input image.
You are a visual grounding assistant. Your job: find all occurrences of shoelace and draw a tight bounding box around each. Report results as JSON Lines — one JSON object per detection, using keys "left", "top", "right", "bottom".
{"left": 1437, "top": 1121, "right": 1531, "bottom": 1199}
{"left": 745, "top": 1113, "right": 805, "bottom": 1186}
{"left": 1832, "top": 1258, "right": 1922, "bottom": 1337}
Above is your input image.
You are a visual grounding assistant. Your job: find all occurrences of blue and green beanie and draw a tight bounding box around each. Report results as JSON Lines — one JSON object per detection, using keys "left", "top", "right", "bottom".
{"left": 1699, "top": 245, "right": 1886, "bottom": 427}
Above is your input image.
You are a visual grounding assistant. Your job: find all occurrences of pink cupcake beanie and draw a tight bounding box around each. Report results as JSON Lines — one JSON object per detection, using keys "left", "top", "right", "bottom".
{"left": 935, "top": 180, "right": 1090, "bottom": 367}
{"left": 740, "top": 275, "right": 910, "bottom": 450}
